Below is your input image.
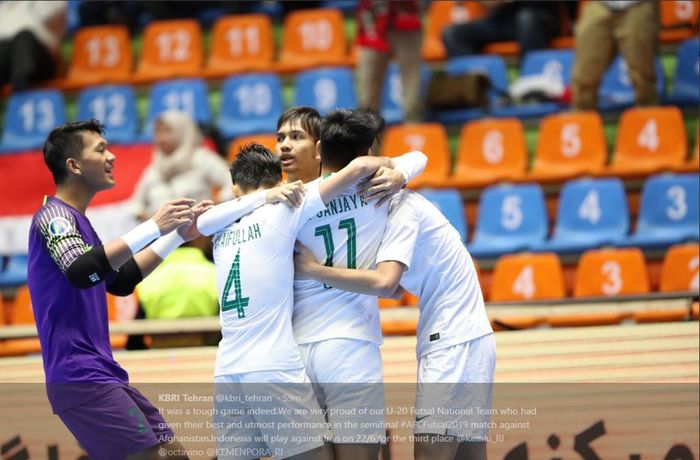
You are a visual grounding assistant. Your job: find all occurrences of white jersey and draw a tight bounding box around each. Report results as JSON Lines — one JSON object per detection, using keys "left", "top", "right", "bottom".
{"left": 376, "top": 191, "right": 493, "bottom": 358}
{"left": 213, "top": 182, "right": 326, "bottom": 376}
{"left": 293, "top": 177, "right": 389, "bottom": 345}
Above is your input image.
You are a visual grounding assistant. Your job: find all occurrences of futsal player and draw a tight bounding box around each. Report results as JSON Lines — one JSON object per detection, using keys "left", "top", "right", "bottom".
{"left": 28, "top": 120, "right": 214, "bottom": 459}
{"left": 195, "top": 142, "right": 424, "bottom": 460}
{"left": 291, "top": 109, "right": 427, "bottom": 460}
{"left": 294, "top": 189, "right": 495, "bottom": 460}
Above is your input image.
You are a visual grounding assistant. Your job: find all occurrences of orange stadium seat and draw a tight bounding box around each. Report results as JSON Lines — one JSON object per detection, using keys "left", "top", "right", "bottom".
{"left": 65, "top": 25, "right": 133, "bottom": 88}
{"left": 448, "top": 118, "right": 527, "bottom": 188}
{"left": 529, "top": 111, "right": 608, "bottom": 181}
{"left": 381, "top": 123, "right": 451, "bottom": 189}
{"left": 660, "top": 0, "right": 699, "bottom": 43}
{"left": 676, "top": 128, "right": 699, "bottom": 173}
{"left": 0, "top": 296, "right": 5, "bottom": 325}
{"left": 205, "top": 15, "right": 275, "bottom": 77}
{"left": 227, "top": 133, "right": 278, "bottom": 162}
{"left": 278, "top": 9, "right": 349, "bottom": 73}
{"left": 135, "top": 19, "right": 204, "bottom": 82}
{"left": 608, "top": 106, "right": 687, "bottom": 177}
{"left": 660, "top": 243, "right": 699, "bottom": 293}
{"left": 421, "top": 1, "right": 486, "bottom": 61}
{"left": 1, "top": 285, "right": 42, "bottom": 357}
{"left": 574, "top": 248, "right": 650, "bottom": 298}
{"left": 490, "top": 252, "right": 566, "bottom": 302}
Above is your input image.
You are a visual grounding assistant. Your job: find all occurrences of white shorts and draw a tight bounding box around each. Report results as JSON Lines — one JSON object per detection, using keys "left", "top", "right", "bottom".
{"left": 415, "top": 333, "right": 496, "bottom": 441}
{"left": 214, "top": 368, "right": 330, "bottom": 459}
{"left": 299, "top": 338, "right": 386, "bottom": 444}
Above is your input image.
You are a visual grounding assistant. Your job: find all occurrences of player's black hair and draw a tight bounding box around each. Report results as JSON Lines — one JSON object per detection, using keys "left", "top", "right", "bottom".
{"left": 320, "top": 108, "right": 385, "bottom": 171}
{"left": 230, "top": 143, "right": 282, "bottom": 191}
{"left": 277, "top": 106, "right": 322, "bottom": 141}
{"left": 43, "top": 120, "right": 105, "bottom": 185}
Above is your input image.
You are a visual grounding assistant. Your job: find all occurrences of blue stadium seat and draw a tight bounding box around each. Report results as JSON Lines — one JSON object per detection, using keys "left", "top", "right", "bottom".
{"left": 669, "top": 38, "right": 699, "bottom": 106}
{"left": 144, "top": 78, "right": 211, "bottom": 137}
{"left": 0, "top": 89, "right": 66, "bottom": 152}
{"left": 619, "top": 174, "right": 699, "bottom": 249}
{"left": 434, "top": 55, "right": 509, "bottom": 124}
{"left": 0, "top": 254, "right": 29, "bottom": 287}
{"left": 294, "top": 67, "right": 357, "bottom": 115}
{"left": 419, "top": 189, "right": 468, "bottom": 243}
{"left": 599, "top": 55, "right": 665, "bottom": 111}
{"left": 217, "top": 73, "right": 283, "bottom": 139}
{"left": 381, "top": 62, "right": 432, "bottom": 125}
{"left": 322, "top": 0, "right": 358, "bottom": 13}
{"left": 493, "top": 49, "right": 574, "bottom": 119}
{"left": 468, "top": 183, "right": 548, "bottom": 259}
{"left": 77, "top": 85, "right": 138, "bottom": 144}
{"left": 536, "top": 178, "right": 629, "bottom": 254}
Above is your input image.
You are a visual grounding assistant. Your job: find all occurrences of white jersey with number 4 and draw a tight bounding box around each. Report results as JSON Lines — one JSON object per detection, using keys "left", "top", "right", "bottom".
{"left": 376, "top": 191, "right": 493, "bottom": 359}
{"left": 213, "top": 182, "right": 326, "bottom": 377}
{"left": 293, "top": 177, "right": 389, "bottom": 345}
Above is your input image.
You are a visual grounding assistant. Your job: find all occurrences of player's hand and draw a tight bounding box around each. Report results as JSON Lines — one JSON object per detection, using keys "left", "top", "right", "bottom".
{"left": 266, "top": 181, "right": 305, "bottom": 208}
{"left": 359, "top": 166, "right": 405, "bottom": 208}
{"left": 294, "top": 241, "right": 318, "bottom": 279}
{"left": 177, "top": 200, "right": 214, "bottom": 241}
{"left": 152, "top": 198, "right": 196, "bottom": 234}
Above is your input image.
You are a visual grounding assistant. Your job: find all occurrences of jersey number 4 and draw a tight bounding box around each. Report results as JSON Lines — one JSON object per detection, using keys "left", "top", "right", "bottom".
{"left": 222, "top": 249, "right": 249, "bottom": 318}
{"left": 314, "top": 218, "right": 357, "bottom": 289}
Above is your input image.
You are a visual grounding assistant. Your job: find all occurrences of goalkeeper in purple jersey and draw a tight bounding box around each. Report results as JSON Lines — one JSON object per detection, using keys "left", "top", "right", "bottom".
{"left": 27, "top": 120, "right": 212, "bottom": 460}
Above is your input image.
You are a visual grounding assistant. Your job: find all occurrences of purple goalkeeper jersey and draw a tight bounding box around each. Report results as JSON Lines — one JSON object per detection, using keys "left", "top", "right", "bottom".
{"left": 27, "top": 196, "right": 128, "bottom": 412}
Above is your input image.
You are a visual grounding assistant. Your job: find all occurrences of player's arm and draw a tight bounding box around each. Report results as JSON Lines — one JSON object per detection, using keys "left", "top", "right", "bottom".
{"left": 359, "top": 150, "right": 428, "bottom": 206}
{"left": 38, "top": 198, "right": 196, "bottom": 289}
{"left": 295, "top": 242, "right": 405, "bottom": 298}
{"left": 106, "top": 200, "right": 215, "bottom": 295}
{"left": 197, "top": 181, "right": 307, "bottom": 236}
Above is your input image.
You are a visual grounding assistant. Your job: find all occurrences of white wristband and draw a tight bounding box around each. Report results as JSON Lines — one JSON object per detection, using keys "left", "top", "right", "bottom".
{"left": 150, "top": 231, "right": 186, "bottom": 260}
{"left": 121, "top": 219, "right": 161, "bottom": 254}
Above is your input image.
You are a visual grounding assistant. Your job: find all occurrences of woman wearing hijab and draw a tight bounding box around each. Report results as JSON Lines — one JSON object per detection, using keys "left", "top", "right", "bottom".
{"left": 132, "top": 111, "right": 233, "bottom": 221}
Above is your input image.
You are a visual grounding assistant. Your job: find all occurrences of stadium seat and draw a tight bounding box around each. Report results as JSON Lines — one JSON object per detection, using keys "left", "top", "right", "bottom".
{"left": 65, "top": 25, "right": 132, "bottom": 88}
{"left": 598, "top": 55, "right": 665, "bottom": 111}
{"left": 380, "top": 62, "right": 432, "bottom": 125}
{"left": 660, "top": 243, "right": 700, "bottom": 293}
{"left": 419, "top": 189, "right": 468, "bottom": 243}
{"left": 278, "top": 8, "right": 349, "bottom": 72}
{"left": 227, "top": 133, "right": 278, "bottom": 161}
{"left": 608, "top": 106, "right": 687, "bottom": 176}
{"left": 659, "top": 0, "right": 699, "bottom": 43}
{"left": 468, "top": 183, "right": 548, "bottom": 259}
{"left": 0, "top": 287, "right": 41, "bottom": 357}
{"left": 1, "top": 89, "right": 66, "bottom": 152}
{"left": 293, "top": 67, "right": 357, "bottom": 115}
{"left": 528, "top": 111, "right": 607, "bottom": 181}
{"left": 135, "top": 19, "right": 204, "bottom": 82}
{"left": 538, "top": 178, "right": 629, "bottom": 253}
{"left": 421, "top": 1, "right": 486, "bottom": 61}
{"left": 493, "top": 49, "right": 574, "bottom": 119}
{"left": 205, "top": 15, "right": 275, "bottom": 77}
{"left": 217, "top": 73, "right": 283, "bottom": 139}
{"left": 668, "top": 38, "right": 699, "bottom": 105}
{"left": 435, "top": 55, "right": 510, "bottom": 124}
{"left": 448, "top": 118, "right": 527, "bottom": 188}
{"left": 620, "top": 174, "right": 699, "bottom": 249}
{"left": 144, "top": 79, "right": 211, "bottom": 137}
{"left": 380, "top": 123, "right": 451, "bottom": 189}
{"left": 77, "top": 85, "right": 139, "bottom": 144}
{"left": 0, "top": 255, "right": 29, "bottom": 288}
{"left": 574, "top": 248, "right": 650, "bottom": 298}
{"left": 490, "top": 252, "right": 565, "bottom": 302}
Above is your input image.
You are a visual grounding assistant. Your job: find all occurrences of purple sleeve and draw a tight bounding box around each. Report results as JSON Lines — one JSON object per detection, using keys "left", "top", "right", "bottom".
{"left": 35, "top": 205, "right": 91, "bottom": 273}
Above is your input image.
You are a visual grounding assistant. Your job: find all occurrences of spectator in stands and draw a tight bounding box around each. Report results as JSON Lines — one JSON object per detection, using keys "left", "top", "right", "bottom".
{"left": 441, "top": 0, "right": 560, "bottom": 59}
{"left": 0, "top": 1, "right": 67, "bottom": 91}
{"left": 572, "top": 0, "right": 659, "bottom": 110}
{"left": 356, "top": 0, "right": 423, "bottom": 122}
{"left": 131, "top": 111, "right": 233, "bottom": 222}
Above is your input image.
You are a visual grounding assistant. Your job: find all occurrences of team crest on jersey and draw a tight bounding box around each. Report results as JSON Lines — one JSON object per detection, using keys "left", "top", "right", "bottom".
{"left": 48, "top": 217, "right": 72, "bottom": 236}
